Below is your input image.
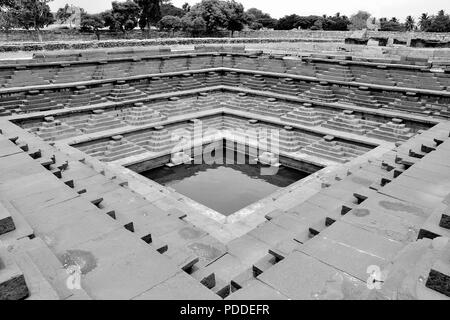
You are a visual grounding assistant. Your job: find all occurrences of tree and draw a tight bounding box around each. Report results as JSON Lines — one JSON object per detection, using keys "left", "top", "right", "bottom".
{"left": 182, "top": 2, "right": 190, "bottom": 13}
{"left": 161, "top": 2, "right": 185, "bottom": 17}
{"left": 56, "top": 4, "right": 72, "bottom": 24}
{"left": 158, "top": 14, "right": 181, "bottom": 34}
{"left": 429, "top": 10, "right": 450, "bottom": 32}
{"left": 182, "top": 15, "right": 206, "bottom": 36}
{"left": 246, "top": 8, "right": 276, "bottom": 29}
{"left": 109, "top": 0, "right": 141, "bottom": 33}
{"left": 349, "top": 10, "right": 371, "bottom": 30}
{"left": 224, "top": 0, "right": 246, "bottom": 36}
{"left": 0, "top": 9, "right": 15, "bottom": 31}
{"left": 186, "top": 0, "right": 228, "bottom": 32}
{"left": 14, "top": 0, "right": 54, "bottom": 31}
{"left": 274, "top": 14, "right": 301, "bottom": 30}
{"left": 380, "top": 17, "right": 404, "bottom": 31}
{"left": 134, "top": 0, "right": 160, "bottom": 30}
{"left": 419, "top": 13, "right": 431, "bottom": 31}
{"left": 404, "top": 15, "right": 415, "bottom": 31}
{"left": 80, "top": 13, "right": 104, "bottom": 40}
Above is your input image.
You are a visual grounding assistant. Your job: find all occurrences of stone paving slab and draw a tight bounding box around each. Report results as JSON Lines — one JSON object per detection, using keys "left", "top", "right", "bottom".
{"left": 22, "top": 197, "right": 120, "bottom": 255}
{"left": 58, "top": 228, "right": 180, "bottom": 300}
{"left": 226, "top": 279, "right": 289, "bottom": 300}
{"left": 248, "top": 221, "right": 297, "bottom": 248}
{"left": 299, "top": 221, "right": 404, "bottom": 281}
{"left": 379, "top": 183, "right": 445, "bottom": 210}
{"left": 133, "top": 272, "right": 220, "bottom": 300}
{"left": 0, "top": 138, "right": 23, "bottom": 158}
{"left": 258, "top": 251, "right": 370, "bottom": 299}
{"left": 0, "top": 153, "right": 44, "bottom": 181}
{"left": 226, "top": 234, "right": 271, "bottom": 270}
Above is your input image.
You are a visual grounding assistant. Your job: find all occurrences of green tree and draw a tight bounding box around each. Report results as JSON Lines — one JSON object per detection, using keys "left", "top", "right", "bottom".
{"left": 134, "top": 0, "right": 161, "bottom": 30}
{"left": 55, "top": 4, "right": 72, "bottom": 23}
{"left": 182, "top": 14, "right": 206, "bottom": 36}
{"left": 429, "top": 10, "right": 450, "bottom": 32}
{"left": 404, "top": 15, "right": 415, "bottom": 31}
{"left": 186, "top": 0, "right": 228, "bottom": 32}
{"left": 161, "top": 2, "right": 185, "bottom": 17}
{"left": 224, "top": 0, "right": 246, "bottom": 36}
{"left": 158, "top": 14, "right": 182, "bottom": 34}
{"left": 182, "top": 2, "right": 190, "bottom": 13}
{"left": 14, "top": 0, "right": 54, "bottom": 31}
{"left": 349, "top": 10, "right": 371, "bottom": 30}
{"left": 419, "top": 13, "right": 431, "bottom": 31}
{"left": 380, "top": 17, "right": 404, "bottom": 31}
{"left": 246, "top": 7, "right": 276, "bottom": 29}
{"left": 108, "top": 0, "right": 141, "bottom": 33}
{"left": 80, "top": 12, "right": 104, "bottom": 40}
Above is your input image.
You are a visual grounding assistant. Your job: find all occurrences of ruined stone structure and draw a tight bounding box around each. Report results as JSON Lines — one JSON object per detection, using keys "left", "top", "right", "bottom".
{"left": 0, "top": 45, "right": 449, "bottom": 300}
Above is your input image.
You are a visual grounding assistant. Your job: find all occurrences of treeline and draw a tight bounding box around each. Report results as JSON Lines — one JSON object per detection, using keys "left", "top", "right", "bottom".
{"left": 1, "top": 0, "right": 450, "bottom": 36}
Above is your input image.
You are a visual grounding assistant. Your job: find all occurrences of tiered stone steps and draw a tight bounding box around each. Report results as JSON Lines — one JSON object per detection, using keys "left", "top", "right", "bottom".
{"left": 81, "top": 109, "right": 124, "bottom": 134}
{"left": 280, "top": 103, "right": 323, "bottom": 127}
{"left": 177, "top": 73, "right": 203, "bottom": 91}
{"left": 20, "top": 90, "right": 55, "bottom": 113}
{"left": 205, "top": 72, "right": 222, "bottom": 87}
{"left": 367, "top": 118, "right": 414, "bottom": 142}
{"left": 36, "top": 116, "right": 79, "bottom": 141}
{"left": 124, "top": 102, "right": 166, "bottom": 126}
{"left": 146, "top": 126, "right": 176, "bottom": 153}
{"left": 302, "top": 135, "right": 353, "bottom": 163}
{"left": 194, "top": 92, "right": 220, "bottom": 111}
{"left": 242, "top": 74, "right": 267, "bottom": 90}
{"left": 100, "top": 135, "right": 147, "bottom": 162}
{"left": 387, "top": 92, "right": 426, "bottom": 114}
{"left": 271, "top": 78, "right": 300, "bottom": 96}
{"left": 68, "top": 86, "right": 106, "bottom": 107}
{"left": 284, "top": 59, "right": 316, "bottom": 76}
{"left": 225, "top": 92, "right": 256, "bottom": 111}
{"left": 342, "top": 86, "right": 382, "bottom": 109}
{"left": 108, "top": 81, "right": 147, "bottom": 102}
{"left": 278, "top": 126, "right": 301, "bottom": 153}
{"left": 222, "top": 71, "right": 239, "bottom": 86}
{"left": 322, "top": 110, "right": 367, "bottom": 135}
{"left": 146, "top": 77, "right": 175, "bottom": 95}
{"left": 300, "top": 81, "right": 337, "bottom": 103}
{"left": 255, "top": 98, "right": 284, "bottom": 117}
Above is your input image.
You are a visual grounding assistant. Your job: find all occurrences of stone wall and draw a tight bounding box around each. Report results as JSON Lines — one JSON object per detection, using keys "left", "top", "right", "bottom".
{"left": 1, "top": 29, "right": 450, "bottom": 43}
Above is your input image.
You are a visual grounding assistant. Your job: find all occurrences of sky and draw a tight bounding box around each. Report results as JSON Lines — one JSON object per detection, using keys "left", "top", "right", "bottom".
{"left": 48, "top": 0, "right": 449, "bottom": 21}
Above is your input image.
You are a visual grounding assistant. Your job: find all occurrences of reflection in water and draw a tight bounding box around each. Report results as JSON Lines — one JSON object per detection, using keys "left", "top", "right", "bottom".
{"left": 141, "top": 154, "right": 308, "bottom": 216}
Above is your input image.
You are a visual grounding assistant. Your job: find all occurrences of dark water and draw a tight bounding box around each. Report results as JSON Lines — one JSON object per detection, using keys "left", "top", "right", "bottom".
{"left": 140, "top": 154, "right": 309, "bottom": 216}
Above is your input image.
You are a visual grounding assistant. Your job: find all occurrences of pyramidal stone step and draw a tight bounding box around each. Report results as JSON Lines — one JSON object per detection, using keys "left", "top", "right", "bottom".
{"left": 301, "top": 81, "right": 337, "bottom": 103}
{"left": 279, "top": 126, "right": 301, "bottom": 153}
{"left": 68, "top": 86, "right": 106, "bottom": 107}
{"left": 108, "top": 81, "right": 147, "bottom": 102}
{"left": 81, "top": 109, "right": 124, "bottom": 134}
{"left": 322, "top": 110, "right": 366, "bottom": 135}
{"left": 125, "top": 102, "right": 166, "bottom": 126}
{"left": 146, "top": 125, "right": 175, "bottom": 153}
{"left": 36, "top": 116, "right": 79, "bottom": 141}
{"left": 367, "top": 118, "right": 414, "bottom": 142}
{"left": 101, "top": 135, "right": 146, "bottom": 162}
{"left": 280, "top": 103, "right": 323, "bottom": 126}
